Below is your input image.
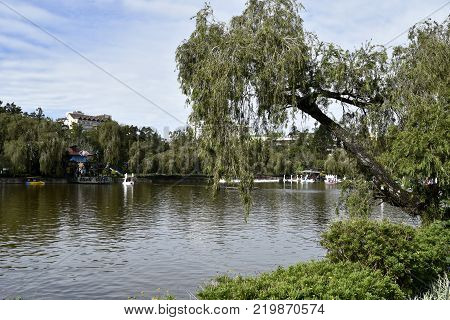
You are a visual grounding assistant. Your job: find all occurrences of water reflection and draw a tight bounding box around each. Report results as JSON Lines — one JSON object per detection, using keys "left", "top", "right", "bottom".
{"left": 123, "top": 185, "right": 134, "bottom": 206}
{"left": 0, "top": 182, "right": 417, "bottom": 299}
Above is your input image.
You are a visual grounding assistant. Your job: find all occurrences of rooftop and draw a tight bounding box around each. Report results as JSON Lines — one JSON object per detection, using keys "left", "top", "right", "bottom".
{"left": 66, "top": 111, "right": 111, "bottom": 122}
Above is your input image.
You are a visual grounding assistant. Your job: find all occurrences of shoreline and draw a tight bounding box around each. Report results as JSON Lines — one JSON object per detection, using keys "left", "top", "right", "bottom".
{"left": 0, "top": 174, "right": 213, "bottom": 185}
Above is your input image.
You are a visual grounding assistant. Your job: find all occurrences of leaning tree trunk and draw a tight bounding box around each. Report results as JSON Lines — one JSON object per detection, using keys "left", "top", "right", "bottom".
{"left": 296, "top": 98, "right": 422, "bottom": 216}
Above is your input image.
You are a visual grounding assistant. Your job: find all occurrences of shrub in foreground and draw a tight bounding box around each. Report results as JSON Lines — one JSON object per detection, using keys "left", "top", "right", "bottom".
{"left": 412, "top": 221, "right": 450, "bottom": 289}
{"left": 321, "top": 219, "right": 449, "bottom": 295}
{"left": 197, "top": 261, "right": 405, "bottom": 300}
{"left": 416, "top": 274, "right": 449, "bottom": 300}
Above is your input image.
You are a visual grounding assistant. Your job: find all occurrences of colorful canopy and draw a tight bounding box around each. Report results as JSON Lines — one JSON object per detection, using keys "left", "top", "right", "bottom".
{"left": 69, "top": 155, "right": 88, "bottom": 163}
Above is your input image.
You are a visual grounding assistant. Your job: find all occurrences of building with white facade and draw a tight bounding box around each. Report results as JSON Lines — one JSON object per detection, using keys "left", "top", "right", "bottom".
{"left": 64, "top": 111, "right": 112, "bottom": 130}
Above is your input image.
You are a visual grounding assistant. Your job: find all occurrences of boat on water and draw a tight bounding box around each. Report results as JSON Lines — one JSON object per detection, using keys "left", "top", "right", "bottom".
{"left": 300, "top": 170, "right": 320, "bottom": 182}
{"left": 283, "top": 175, "right": 301, "bottom": 183}
{"left": 25, "top": 177, "right": 45, "bottom": 186}
{"left": 219, "top": 177, "right": 279, "bottom": 184}
{"left": 123, "top": 173, "right": 135, "bottom": 186}
{"left": 324, "top": 174, "right": 341, "bottom": 185}
{"left": 283, "top": 174, "right": 315, "bottom": 183}
{"left": 72, "top": 176, "right": 112, "bottom": 184}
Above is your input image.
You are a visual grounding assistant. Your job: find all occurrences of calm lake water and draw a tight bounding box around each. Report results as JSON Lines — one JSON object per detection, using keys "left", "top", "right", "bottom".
{"left": 0, "top": 182, "right": 418, "bottom": 299}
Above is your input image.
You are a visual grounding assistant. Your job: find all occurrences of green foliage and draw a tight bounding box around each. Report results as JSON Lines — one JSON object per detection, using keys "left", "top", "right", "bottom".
{"left": 324, "top": 148, "right": 357, "bottom": 177}
{"left": 245, "top": 127, "right": 337, "bottom": 177}
{"left": 416, "top": 274, "right": 449, "bottom": 300}
{"left": 38, "top": 122, "right": 66, "bottom": 175}
{"left": 69, "top": 123, "right": 92, "bottom": 151}
{"left": 3, "top": 138, "right": 28, "bottom": 173}
{"left": 197, "top": 260, "right": 405, "bottom": 300}
{"left": 321, "top": 219, "right": 450, "bottom": 295}
{"left": 379, "top": 20, "right": 450, "bottom": 217}
{"left": 412, "top": 221, "right": 450, "bottom": 289}
{"left": 97, "top": 121, "right": 122, "bottom": 167}
{"left": 152, "top": 128, "right": 200, "bottom": 175}
{"left": 0, "top": 101, "right": 23, "bottom": 114}
{"left": 177, "top": 0, "right": 309, "bottom": 206}
{"left": 321, "top": 220, "right": 416, "bottom": 290}
{"left": 0, "top": 106, "right": 66, "bottom": 175}
{"left": 176, "top": 0, "right": 449, "bottom": 216}
{"left": 338, "top": 178, "right": 375, "bottom": 218}
{"left": 175, "top": 0, "right": 386, "bottom": 188}
{"left": 311, "top": 125, "right": 335, "bottom": 156}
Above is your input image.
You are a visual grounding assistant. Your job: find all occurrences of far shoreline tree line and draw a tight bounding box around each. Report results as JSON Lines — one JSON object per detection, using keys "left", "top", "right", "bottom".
{"left": 0, "top": 102, "right": 356, "bottom": 179}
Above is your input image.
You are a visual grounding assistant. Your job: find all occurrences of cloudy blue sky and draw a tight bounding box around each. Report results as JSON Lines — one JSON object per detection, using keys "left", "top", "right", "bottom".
{"left": 0, "top": 0, "right": 448, "bottom": 133}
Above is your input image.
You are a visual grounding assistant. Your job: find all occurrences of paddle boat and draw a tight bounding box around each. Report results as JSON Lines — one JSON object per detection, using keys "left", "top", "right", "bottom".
{"left": 73, "top": 176, "right": 112, "bottom": 184}
{"left": 324, "top": 174, "right": 341, "bottom": 185}
{"left": 123, "top": 173, "right": 135, "bottom": 186}
{"left": 299, "top": 170, "right": 320, "bottom": 183}
{"left": 283, "top": 175, "right": 301, "bottom": 183}
{"left": 25, "top": 177, "right": 45, "bottom": 186}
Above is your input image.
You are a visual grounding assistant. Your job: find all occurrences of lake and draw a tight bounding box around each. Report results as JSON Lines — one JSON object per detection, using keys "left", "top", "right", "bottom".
{"left": 0, "top": 182, "right": 419, "bottom": 299}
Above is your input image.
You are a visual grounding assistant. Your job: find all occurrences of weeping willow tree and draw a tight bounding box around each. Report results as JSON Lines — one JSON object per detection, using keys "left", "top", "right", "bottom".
{"left": 38, "top": 122, "right": 66, "bottom": 176}
{"left": 324, "top": 148, "right": 356, "bottom": 177}
{"left": 97, "top": 121, "right": 122, "bottom": 167}
{"left": 176, "top": 0, "right": 449, "bottom": 218}
{"left": 3, "top": 116, "right": 39, "bottom": 174}
{"left": 3, "top": 138, "right": 28, "bottom": 173}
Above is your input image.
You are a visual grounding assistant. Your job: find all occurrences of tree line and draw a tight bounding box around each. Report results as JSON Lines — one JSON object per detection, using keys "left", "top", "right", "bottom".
{"left": 0, "top": 101, "right": 355, "bottom": 178}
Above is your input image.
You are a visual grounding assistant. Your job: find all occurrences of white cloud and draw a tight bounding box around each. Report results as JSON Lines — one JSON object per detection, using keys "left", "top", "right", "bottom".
{"left": 0, "top": 0, "right": 448, "bottom": 133}
{"left": 0, "top": 1, "right": 66, "bottom": 24}
{"left": 301, "top": 0, "right": 449, "bottom": 49}
{"left": 121, "top": 0, "right": 199, "bottom": 19}
{"left": 0, "top": 33, "right": 50, "bottom": 54}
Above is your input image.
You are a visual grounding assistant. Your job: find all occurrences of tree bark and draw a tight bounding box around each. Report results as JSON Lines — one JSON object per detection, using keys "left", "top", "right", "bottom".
{"left": 295, "top": 96, "right": 422, "bottom": 216}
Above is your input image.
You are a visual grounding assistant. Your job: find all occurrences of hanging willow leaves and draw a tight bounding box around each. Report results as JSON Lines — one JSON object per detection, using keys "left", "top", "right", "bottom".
{"left": 176, "top": 0, "right": 449, "bottom": 219}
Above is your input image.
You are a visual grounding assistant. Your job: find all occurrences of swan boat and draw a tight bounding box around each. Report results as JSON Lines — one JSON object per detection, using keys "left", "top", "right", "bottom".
{"left": 123, "top": 173, "right": 135, "bottom": 186}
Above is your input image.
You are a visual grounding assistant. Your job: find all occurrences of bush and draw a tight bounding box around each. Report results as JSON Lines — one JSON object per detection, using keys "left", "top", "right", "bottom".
{"left": 416, "top": 274, "right": 449, "bottom": 300}
{"left": 197, "top": 261, "right": 405, "bottom": 300}
{"left": 412, "top": 221, "right": 450, "bottom": 289}
{"left": 321, "top": 219, "right": 450, "bottom": 295}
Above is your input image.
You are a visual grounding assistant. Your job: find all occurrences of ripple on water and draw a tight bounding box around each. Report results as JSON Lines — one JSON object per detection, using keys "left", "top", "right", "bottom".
{"left": 0, "top": 183, "right": 415, "bottom": 299}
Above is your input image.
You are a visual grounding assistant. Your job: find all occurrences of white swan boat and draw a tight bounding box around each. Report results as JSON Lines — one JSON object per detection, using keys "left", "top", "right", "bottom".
{"left": 285, "top": 174, "right": 314, "bottom": 183}
{"left": 283, "top": 175, "right": 302, "bottom": 183}
{"left": 324, "top": 174, "right": 341, "bottom": 185}
{"left": 123, "top": 173, "right": 135, "bottom": 186}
